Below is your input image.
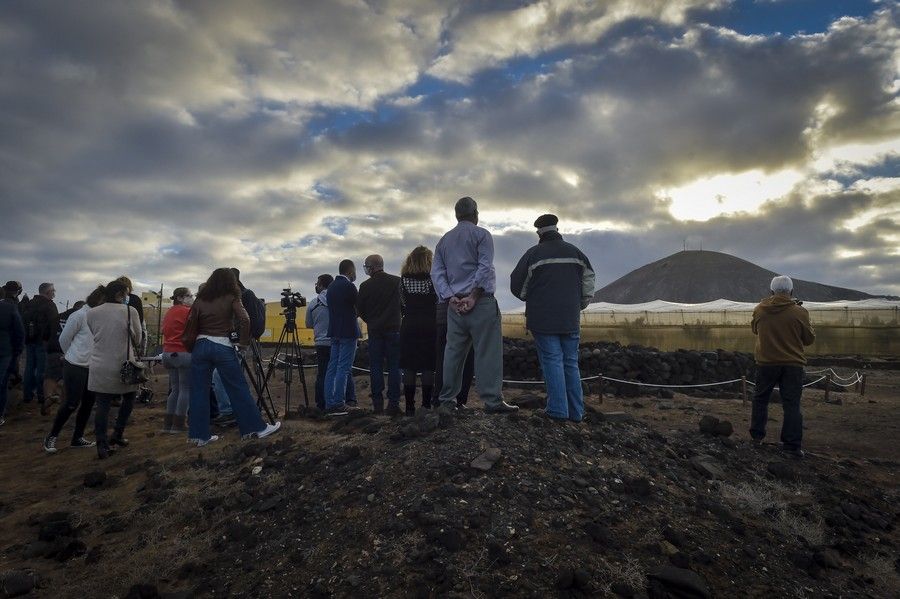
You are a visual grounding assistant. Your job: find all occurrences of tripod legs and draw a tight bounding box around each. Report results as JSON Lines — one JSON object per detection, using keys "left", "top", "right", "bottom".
{"left": 261, "top": 326, "right": 310, "bottom": 415}
{"left": 241, "top": 348, "right": 277, "bottom": 424}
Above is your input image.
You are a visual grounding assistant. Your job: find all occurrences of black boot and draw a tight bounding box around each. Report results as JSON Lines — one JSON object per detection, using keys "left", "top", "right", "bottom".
{"left": 421, "top": 386, "right": 433, "bottom": 409}
{"left": 109, "top": 430, "right": 129, "bottom": 447}
{"left": 404, "top": 385, "right": 416, "bottom": 417}
{"left": 97, "top": 442, "right": 115, "bottom": 459}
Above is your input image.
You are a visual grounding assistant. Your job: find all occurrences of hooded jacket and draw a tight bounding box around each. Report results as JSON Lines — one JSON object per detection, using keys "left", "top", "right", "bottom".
{"left": 751, "top": 293, "right": 816, "bottom": 366}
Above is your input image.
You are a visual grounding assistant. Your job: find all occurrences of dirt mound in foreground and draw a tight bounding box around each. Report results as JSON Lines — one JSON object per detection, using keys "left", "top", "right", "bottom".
{"left": 4, "top": 396, "right": 898, "bottom": 598}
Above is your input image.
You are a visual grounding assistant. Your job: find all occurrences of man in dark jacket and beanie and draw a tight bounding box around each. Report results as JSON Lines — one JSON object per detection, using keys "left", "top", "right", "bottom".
{"left": 510, "top": 214, "right": 595, "bottom": 422}
{"left": 750, "top": 275, "right": 815, "bottom": 458}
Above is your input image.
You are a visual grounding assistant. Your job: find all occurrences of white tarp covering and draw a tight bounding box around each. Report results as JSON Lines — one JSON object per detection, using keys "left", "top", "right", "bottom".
{"left": 504, "top": 298, "right": 900, "bottom": 315}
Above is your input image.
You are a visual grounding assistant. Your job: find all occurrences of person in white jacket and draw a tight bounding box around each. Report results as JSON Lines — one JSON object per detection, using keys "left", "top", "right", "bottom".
{"left": 42, "top": 287, "right": 105, "bottom": 453}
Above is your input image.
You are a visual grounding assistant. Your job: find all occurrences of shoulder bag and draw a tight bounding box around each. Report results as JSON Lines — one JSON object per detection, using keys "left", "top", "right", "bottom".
{"left": 120, "top": 304, "right": 149, "bottom": 385}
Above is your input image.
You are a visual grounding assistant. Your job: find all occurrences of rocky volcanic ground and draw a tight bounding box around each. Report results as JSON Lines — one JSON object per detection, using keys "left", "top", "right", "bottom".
{"left": 0, "top": 349, "right": 897, "bottom": 598}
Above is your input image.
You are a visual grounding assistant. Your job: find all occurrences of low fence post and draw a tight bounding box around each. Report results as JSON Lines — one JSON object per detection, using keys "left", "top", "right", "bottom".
{"left": 824, "top": 373, "right": 831, "bottom": 404}
{"left": 860, "top": 374, "right": 866, "bottom": 397}
{"left": 741, "top": 376, "right": 747, "bottom": 406}
{"left": 598, "top": 375, "right": 604, "bottom": 404}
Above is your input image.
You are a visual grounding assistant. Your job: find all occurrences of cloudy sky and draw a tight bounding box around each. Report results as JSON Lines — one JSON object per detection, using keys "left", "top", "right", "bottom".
{"left": 1, "top": 0, "right": 898, "bottom": 309}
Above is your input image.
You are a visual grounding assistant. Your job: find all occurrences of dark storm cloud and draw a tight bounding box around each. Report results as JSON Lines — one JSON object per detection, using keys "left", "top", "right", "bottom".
{"left": 0, "top": 1, "right": 896, "bottom": 306}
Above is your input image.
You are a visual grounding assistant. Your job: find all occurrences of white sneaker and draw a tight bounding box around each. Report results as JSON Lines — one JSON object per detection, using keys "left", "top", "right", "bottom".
{"left": 189, "top": 435, "right": 219, "bottom": 447}
{"left": 43, "top": 435, "right": 58, "bottom": 454}
{"left": 256, "top": 421, "right": 281, "bottom": 439}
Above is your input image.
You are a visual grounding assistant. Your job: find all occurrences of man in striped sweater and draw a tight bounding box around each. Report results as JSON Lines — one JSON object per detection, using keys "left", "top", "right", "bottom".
{"left": 510, "top": 214, "right": 595, "bottom": 422}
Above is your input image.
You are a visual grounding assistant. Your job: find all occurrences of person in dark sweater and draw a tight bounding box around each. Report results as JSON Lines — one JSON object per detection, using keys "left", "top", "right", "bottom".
{"left": 356, "top": 254, "right": 402, "bottom": 414}
{"left": 0, "top": 287, "right": 25, "bottom": 425}
{"left": 398, "top": 246, "right": 437, "bottom": 416}
{"left": 510, "top": 214, "right": 595, "bottom": 422}
{"left": 3, "top": 281, "right": 23, "bottom": 388}
{"left": 22, "top": 282, "right": 59, "bottom": 408}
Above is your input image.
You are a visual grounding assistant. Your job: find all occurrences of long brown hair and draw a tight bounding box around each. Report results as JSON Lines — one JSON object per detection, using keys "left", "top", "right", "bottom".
{"left": 197, "top": 268, "right": 240, "bottom": 302}
{"left": 401, "top": 246, "right": 433, "bottom": 276}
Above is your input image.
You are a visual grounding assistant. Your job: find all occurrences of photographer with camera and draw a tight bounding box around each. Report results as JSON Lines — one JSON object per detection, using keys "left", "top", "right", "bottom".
{"left": 231, "top": 269, "right": 266, "bottom": 341}
{"left": 306, "top": 274, "right": 356, "bottom": 411}
{"left": 183, "top": 268, "right": 280, "bottom": 446}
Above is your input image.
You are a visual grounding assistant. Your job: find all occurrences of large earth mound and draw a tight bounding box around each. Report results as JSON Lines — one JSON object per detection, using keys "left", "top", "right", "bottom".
{"left": 593, "top": 250, "right": 874, "bottom": 303}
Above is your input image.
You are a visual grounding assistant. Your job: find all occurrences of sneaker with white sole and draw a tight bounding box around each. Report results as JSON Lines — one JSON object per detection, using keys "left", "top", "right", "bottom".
{"left": 71, "top": 437, "right": 96, "bottom": 448}
{"left": 43, "top": 435, "right": 58, "bottom": 454}
{"left": 189, "top": 435, "right": 219, "bottom": 447}
{"left": 257, "top": 421, "right": 281, "bottom": 439}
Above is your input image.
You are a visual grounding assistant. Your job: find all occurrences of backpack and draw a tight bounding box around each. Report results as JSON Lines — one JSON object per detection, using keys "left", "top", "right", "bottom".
{"left": 20, "top": 298, "right": 43, "bottom": 343}
{"left": 242, "top": 289, "right": 266, "bottom": 340}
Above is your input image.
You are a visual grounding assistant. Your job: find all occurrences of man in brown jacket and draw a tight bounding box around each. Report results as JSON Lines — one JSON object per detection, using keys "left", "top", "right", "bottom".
{"left": 750, "top": 275, "right": 816, "bottom": 458}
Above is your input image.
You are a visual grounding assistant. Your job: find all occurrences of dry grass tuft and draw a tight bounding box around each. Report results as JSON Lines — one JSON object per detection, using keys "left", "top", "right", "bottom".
{"left": 721, "top": 481, "right": 784, "bottom": 514}
{"left": 861, "top": 552, "right": 900, "bottom": 594}
{"left": 777, "top": 511, "right": 826, "bottom": 546}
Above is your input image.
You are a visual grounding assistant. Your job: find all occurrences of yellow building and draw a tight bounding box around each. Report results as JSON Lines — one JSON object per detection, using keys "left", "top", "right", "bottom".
{"left": 258, "top": 302, "right": 315, "bottom": 346}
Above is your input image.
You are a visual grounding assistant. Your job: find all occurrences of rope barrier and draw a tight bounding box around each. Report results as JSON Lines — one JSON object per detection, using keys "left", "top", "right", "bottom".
{"left": 825, "top": 369, "right": 860, "bottom": 382}
{"left": 260, "top": 352, "right": 863, "bottom": 393}
{"left": 802, "top": 375, "right": 827, "bottom": 388}
{"left": 599, "top": 376, "right": 744, "bottom": 389}
{"left": 829, "top": 375, "right": 863, "bottom": 388}
{"left": 806, "top": 367, "right": 860, "bottom": 382}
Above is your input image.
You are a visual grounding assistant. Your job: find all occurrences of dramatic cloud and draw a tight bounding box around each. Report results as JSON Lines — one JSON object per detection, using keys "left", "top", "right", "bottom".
{"left": 0, "top": 0, "right": 897, "bottom": 308}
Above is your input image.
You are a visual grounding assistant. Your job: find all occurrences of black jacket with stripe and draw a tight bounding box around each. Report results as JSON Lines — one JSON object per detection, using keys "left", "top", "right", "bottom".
{"left": 509, "top": 231, "right": 595, "bottom": 335}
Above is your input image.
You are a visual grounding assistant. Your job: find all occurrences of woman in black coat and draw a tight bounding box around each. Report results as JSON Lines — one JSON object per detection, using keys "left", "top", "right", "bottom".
{"left": 398, "top": 246, "right": 437, "bottom": 415}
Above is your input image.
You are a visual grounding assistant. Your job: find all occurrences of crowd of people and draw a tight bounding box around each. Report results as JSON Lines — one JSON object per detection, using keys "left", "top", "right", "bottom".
{"left": 0, "top": 269, "right": 279, "bottom": 458}
{"left": 0, "top": 196, "right": 816, "bottom": 460}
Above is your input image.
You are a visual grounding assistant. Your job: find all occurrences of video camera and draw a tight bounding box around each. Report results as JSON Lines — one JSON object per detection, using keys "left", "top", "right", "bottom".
{"left": 280, "top": 288, "right": 307, "bottom": 310}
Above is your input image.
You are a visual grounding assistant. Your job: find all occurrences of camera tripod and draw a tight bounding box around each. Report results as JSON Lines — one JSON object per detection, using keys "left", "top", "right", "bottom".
{"left": 240, "top": 339, "right": 278, "bottom": 423}
{"left": 262, "top": 307, "right": 310, "bottom": 415}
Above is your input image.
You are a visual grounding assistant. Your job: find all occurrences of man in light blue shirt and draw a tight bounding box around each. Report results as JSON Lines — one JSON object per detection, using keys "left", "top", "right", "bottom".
{"left": 431, "top": 197, "right": 518, "bottom": 414}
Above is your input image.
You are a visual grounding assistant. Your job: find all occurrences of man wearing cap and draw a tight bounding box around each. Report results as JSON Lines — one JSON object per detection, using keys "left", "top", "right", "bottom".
{"left": 431, "top": 197, "right": 518, "bottom": 413}
{"left": 750, "top": 275, "right": 816, "bottom": 458}
{"left": 510, "top": 214, "right": 595, "bottom": 422}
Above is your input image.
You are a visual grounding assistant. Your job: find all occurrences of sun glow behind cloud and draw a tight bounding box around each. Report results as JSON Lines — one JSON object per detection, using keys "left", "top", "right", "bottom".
{"left": 658, "top": 168, "right": 806, "bottom": 221}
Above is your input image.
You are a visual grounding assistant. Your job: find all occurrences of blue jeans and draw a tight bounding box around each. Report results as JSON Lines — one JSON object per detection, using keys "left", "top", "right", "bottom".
{"left": 368, "top": 331, "right": 400, "bottom": 410}
{"left": 534, "top": 333, "right": 584, "bottom": 422}
{"left": 188, "top": 340, "right": 266, "bottom": 441}
{"left": 316, "top": 345, "right": 355, "bottom": 410}
{"left": 751, "top": 364, "right": 804, "bottom": 450}
{"left": 23, "top": 342, "right": 47, "bottom": 401}
{"left": 212, "top": 369, "right": 232, "bottom": 415}
{"left": 324, "top": 337, "right": 357, "bottom": 409}
{"left": 0, "top": 352, "right": 11, "bottom": 417}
